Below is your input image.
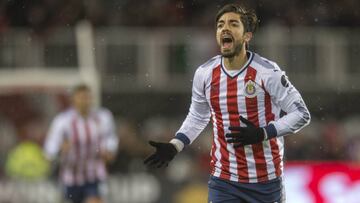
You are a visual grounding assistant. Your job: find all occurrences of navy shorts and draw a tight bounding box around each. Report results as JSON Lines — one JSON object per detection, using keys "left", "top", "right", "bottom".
{"left": 64, "top": 182, "right": 100, "bottom": 203}
{"left": 208, "top": 176, "right": 285, "bottom": 203}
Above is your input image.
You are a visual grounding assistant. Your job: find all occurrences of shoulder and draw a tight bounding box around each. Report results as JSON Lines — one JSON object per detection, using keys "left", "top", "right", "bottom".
{"left": 251, "top": 52, "right": 281, "bottom": 72}
{"left": 96, "top": 107, "right": 112, "bottom": 115}
{"left": 52, "top": 109, "right": 74, "bottom": 126}
{"left": 250, "top": 52, "right": 285, "bottom": 81}
{"left": 250, "top": 53, "right": 295, "bottom": 90}
{"left": 198, "top": 55, "right": 221, "bottom": 70}
{"left": 94, "top": 108, "right": 114, "bottom": 120}
{"left": 194, "top": 55, "right": 221, "bottom": 80}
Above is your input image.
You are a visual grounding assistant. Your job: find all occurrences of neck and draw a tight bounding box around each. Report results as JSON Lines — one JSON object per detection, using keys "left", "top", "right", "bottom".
{"left": 223, "top": 48, "right": 248, "bottom": 70}
{"left": 77, "top": 109, "right": 89, "bottom": 117}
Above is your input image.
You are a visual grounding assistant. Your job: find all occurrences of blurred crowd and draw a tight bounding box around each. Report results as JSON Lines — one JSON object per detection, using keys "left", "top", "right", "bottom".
{"left": 0, "top": 0, "right": 359, "bottom": 36}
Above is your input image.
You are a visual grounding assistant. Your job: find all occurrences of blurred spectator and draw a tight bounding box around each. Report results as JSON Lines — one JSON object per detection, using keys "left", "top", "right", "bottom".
{"left": 1, "top": 0, "right": 360, "bottom": 37}
{"left": 5, "top": 141, "right": 50, "bottom": 180}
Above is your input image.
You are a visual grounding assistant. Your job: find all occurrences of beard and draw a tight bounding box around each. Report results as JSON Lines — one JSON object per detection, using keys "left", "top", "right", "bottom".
{"left": 221, "top": 41, "right": 244, "bottom": 58}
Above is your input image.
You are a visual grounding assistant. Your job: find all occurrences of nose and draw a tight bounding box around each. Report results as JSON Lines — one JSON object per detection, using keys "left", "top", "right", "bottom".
{"left": 221, "top": 22, "right": 231, "bottom": 33}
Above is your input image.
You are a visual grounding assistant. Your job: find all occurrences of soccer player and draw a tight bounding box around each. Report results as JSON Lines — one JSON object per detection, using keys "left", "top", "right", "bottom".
{"left": 44, "top": 84, "right": 118, "bottom": 203}
{"left": 144, "top": 4, "right": 311, "bottom": 203}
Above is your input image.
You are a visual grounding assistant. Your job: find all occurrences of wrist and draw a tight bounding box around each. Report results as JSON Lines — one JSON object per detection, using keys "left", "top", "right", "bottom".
{"left": 170, "top": 138, "right": 184, "bottom": 152}
{"left": 264, "top": 123, "right": 277, "bottom": 139}
{"left": 262, "top": 128, "right": 268, "bottom": 140}
{"left": 175, "top": 133, "right": 191, "bottom": 145}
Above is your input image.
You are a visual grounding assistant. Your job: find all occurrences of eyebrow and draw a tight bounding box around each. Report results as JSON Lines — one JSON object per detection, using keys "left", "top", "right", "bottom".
{"left": 229, "top": 19, "right": 240, "bottom": 23}
{"left": 217, "top": 19, "right": 240, "bottom": 24}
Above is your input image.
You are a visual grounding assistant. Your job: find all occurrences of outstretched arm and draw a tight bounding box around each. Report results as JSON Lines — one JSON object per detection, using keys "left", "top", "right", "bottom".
{"left": 144, "top": 67, "right": 211, "bottom": 168}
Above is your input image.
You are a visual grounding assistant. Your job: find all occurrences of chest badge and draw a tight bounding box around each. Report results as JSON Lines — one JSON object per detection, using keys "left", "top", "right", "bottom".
{"left": 245, "top": 80, "right": 257, "bottom": 98}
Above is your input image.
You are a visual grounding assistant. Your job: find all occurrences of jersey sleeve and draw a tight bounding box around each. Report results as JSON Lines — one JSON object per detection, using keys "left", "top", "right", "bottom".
{"left": 174, "top": 67, "right": 211, "bottom": 148}
{"left": 44, "top": 115, "right": 66, "bottom": 160}
{"left": 100, "top": 109, "right": 119, "bottom": 154}
{"left": 264, "top": 63, "right": 311, "bottom": 138}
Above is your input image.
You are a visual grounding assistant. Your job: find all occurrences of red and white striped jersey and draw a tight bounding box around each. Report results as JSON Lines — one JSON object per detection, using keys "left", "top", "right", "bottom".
{"left": 175, "top": 51, "right": 310, "bottom": 183}
{"left": 44, "top": 108, "right": 118, "bottom": 186}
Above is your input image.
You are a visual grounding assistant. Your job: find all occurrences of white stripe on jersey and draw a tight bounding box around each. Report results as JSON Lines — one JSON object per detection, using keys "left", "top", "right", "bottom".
{"left": 263, "top": 140, "right": 277, "bottom": 180}
{"left": 243, "top": 145, "right": 257, "bottom": 183}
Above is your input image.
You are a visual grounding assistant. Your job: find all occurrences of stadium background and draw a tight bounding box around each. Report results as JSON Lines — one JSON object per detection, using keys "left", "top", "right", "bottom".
{"left": 0, "top": 0, "right": 360, "bottom": 202}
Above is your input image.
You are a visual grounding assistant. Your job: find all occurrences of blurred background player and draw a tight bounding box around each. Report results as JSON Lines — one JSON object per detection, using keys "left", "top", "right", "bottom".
{"left": 44, "top": 84, "right": 118, "bottom": 203}
{"left": 144, "top": 4, "right": 310, "bottom": 203}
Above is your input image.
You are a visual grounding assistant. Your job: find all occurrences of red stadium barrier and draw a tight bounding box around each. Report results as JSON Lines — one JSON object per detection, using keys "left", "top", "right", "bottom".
{"left": 285, "top": 162, "right": 360, "bottom": 203}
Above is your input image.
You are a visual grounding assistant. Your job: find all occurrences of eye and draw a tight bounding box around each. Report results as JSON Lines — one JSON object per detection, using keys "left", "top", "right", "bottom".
{"left": 217, "top": 23, "right": 224, "bottom": 29}
{"left": 232, "top": 23, "right": 239, "bottom": 27}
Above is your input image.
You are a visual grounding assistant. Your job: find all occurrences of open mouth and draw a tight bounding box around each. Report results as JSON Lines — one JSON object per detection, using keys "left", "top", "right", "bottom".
{"left": 221, "top": 34, "right": 234, "bottom": 49}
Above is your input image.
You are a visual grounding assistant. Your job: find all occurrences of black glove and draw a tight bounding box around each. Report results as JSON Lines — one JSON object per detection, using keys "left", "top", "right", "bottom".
{"left": 144, "top": 141, "right": 178, "bottom": 168}
{"left": 225, "top": 116, "right": 265, "bottom": 147}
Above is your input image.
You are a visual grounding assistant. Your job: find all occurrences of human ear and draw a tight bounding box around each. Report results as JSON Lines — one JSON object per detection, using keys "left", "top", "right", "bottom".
{"left": 243, "top": 32, "right": 253, "bottom": 43}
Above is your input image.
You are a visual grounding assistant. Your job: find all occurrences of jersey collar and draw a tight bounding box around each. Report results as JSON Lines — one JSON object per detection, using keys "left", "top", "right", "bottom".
{"left": 220, "top": 51, "right": 254, "bottom": 79}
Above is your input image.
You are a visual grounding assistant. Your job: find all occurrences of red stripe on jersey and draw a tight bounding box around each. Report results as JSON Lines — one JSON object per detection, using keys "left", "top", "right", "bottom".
{"left": 245, "top": 67, "right": 268, "bottom": 182}
{"left": 210, "top": 115, "right": 217, "bottom": 170}
{"left": 210, "top": 65, "right": 230, "bottom": 180}
{"left": 262, "top": 81, "right": 282, "bottom": 177}
{"left": 226, "top": 76, "right": 248, "bottom": 180}
{"left": 71, "top": 117, "right": 80, "bottom": 185}
{"left": 84, "top": 119, "right": 93, "bottom": 181}
{"left": 210, "top": 137, "right": 216, "bottom": 170}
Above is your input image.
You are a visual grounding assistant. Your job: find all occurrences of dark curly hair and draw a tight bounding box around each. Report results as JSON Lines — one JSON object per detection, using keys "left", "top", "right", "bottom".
{"left": 215, "top": 4, "right": 258, "bottom": 33}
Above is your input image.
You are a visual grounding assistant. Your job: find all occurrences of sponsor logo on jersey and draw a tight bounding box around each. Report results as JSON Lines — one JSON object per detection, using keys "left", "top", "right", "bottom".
{"left": 281, "top": 75, "right": 289, "bottom": 87}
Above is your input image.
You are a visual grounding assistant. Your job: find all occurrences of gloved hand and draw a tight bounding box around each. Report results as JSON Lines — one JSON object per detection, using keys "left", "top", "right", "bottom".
{"left": 225, "top": 116, "right": 265, "bottom": 147}
{"left": 144, "top": 141, "right": 178, "bottom": 168}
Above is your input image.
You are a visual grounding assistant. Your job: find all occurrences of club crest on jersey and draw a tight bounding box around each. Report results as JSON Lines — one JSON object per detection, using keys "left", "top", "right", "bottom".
{"left": 245, "top": 80, "right": 257, "bottom": 98}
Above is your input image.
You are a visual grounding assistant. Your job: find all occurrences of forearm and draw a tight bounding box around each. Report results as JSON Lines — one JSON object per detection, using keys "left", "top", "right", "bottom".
{"left": 265, "top": 100, "right": 311, "bottom": 138}
{"left": 172, "top": 104, "right": 210, "bottom": 151}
